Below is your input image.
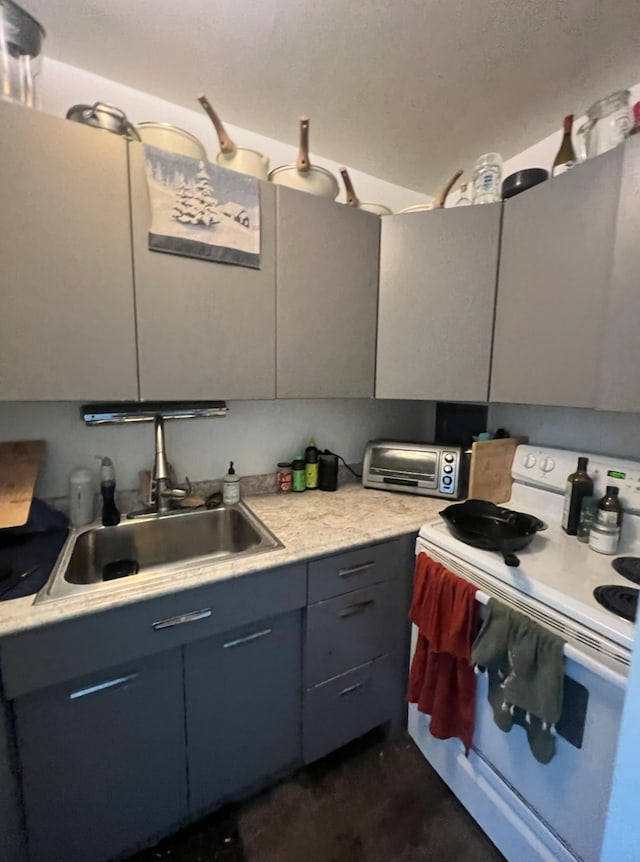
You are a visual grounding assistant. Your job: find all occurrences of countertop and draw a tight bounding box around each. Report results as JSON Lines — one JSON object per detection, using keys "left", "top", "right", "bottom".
{"left": 0, "top": 486, "right": 444, "bottom": 639}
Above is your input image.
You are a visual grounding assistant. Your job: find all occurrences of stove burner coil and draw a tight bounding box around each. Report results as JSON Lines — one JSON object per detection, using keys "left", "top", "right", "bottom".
{"left": 612, "top": 557, "right": 640, "bottom": 586}
{"left": 593, "top": 585, "right": 639, "bottom": 623}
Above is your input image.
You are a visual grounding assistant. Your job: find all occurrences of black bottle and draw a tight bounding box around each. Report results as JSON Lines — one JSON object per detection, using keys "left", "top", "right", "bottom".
{"left": 98, "top": 456, "right": 121, "bottom": 526}
{"left": 597, "top": 486, "right": 623, "bottom": 527}
{"left": 562, "top": 457, "right": 593, "bottom": 535}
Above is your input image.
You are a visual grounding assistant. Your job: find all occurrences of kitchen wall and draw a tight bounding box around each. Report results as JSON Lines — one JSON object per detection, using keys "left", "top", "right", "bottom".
{"left": 42, "top": 59, "right": 429, "bottom": 212}
{"left": 488, "top": 405, "right": 640, "bottom": 460}
{"left": 0, "top": 400, "right": 435, "bottom": 499}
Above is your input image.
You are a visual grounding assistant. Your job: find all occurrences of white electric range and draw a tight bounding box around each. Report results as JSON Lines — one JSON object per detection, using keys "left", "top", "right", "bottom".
{"left": 409, "top": 445, "right": 640, "bottom": 862}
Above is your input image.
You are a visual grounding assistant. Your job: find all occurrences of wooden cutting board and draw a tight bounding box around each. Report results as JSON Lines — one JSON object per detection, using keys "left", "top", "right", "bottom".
{"left": 0, "top": 441, "right": 45, "bottom": 529}
{"left": 468, "top": 437, "right": 528, "bottom": 504}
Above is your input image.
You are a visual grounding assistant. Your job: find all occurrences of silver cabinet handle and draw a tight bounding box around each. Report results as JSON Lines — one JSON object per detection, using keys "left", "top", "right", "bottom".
{"left": 152, "top": 608, "right": 212, "bottom": 630}
{"left": 338, "top": 681, "right": 365, "bottom": 697}
{"left": 223, "top": 628, "right": 272, "bottom": 649}
{"left": 338, "top": 599, "right": 375, "bottom": 618}
{"left": 70, "top": 673, "right": 138, "bottom": 700}
{"left": 338, "top": 561, "right": 376, "bottom": 578}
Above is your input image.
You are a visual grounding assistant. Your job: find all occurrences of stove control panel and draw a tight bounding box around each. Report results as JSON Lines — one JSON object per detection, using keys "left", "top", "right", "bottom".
{"left": 514, "top": 445, "right": 640, "bottom": 515}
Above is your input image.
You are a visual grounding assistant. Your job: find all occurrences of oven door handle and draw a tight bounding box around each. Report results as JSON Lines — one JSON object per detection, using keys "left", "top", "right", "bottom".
{"left": 475, "top": 588, "right": 627, "bottom": 691}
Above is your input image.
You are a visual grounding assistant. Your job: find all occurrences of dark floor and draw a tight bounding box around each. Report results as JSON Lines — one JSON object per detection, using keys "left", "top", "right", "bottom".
{"left": 128, "top": 730, "right": 506, "bottom": 862}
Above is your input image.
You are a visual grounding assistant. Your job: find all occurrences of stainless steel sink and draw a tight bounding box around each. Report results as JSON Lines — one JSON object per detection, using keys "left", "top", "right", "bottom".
{"left": 37, "top": 502, "right": 283, "bottom": 603}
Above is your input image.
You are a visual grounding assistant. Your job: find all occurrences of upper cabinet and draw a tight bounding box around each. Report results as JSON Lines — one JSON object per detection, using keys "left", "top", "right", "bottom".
{"left": 597, "top": 136, "right": 640, "bottom": 413}
{"left": 376, "top": 204, "right": 501, "bottom": 401}
{"left": 490, "top": 147, "right": 625, "bottom": 408}
{"left": 0, "top": 101, "right": 138, "bottom": 401}
{"left": 129, "top": 143, "right": 277, "bottom": 401}
{"left": 276, "top": 187, "right": 380, "bottom": 398}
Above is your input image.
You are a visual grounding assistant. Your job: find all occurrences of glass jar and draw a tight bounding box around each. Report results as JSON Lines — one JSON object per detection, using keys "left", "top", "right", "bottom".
{"left": 277, "top": 461, "right": 292, "bottom": 493}
{"left": 577, "top": 90, "right": 631, "bottom": 159}
{"left": 577, "top": 496, "right": 596, "bottom": 543}
{"left": 0, "top": 1, "right": 45, "bottom": 108}
{"left": 472, "top": 153, "right": 502, "bottom": 204}
{"left": 588, "top": 521, "right": 620, "bottom": 555}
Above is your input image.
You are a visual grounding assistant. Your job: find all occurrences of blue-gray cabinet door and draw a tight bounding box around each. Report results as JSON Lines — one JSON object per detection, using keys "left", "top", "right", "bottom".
{"left": 0, "top": 699, "right": 26, "bottom": 862}
{"left": 184, "top": 610, "right": 302, "bottom": 815}
{"left": 14, "top": 649, "right": 187, "bottom": 862}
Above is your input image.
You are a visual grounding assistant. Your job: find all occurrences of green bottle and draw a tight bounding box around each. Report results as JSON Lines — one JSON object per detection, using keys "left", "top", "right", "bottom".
{"left": 292, "top": 454, "right": 306, "bottom": 492}
{"left": 305, "top": 440, "right": 319, "bottom": 489}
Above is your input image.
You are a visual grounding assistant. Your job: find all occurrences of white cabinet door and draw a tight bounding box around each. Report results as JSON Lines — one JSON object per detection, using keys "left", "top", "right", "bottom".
{"left": 376, "top": 204, "right": 501, "bottom": 401}
{"left": 597, "top": 136, "right": 640, "bottom": 413}
{"left": 491, "top": 148, "right": 624, "bottom": 408}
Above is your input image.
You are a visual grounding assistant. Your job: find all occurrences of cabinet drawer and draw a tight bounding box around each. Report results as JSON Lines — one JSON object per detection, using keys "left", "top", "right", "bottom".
{"left": 303, "top": 653, "right": 398, "bottom": 763}
{"left": 0, "top": 563, "right": 306, "bottom": 699}
{"left": 307, "top": 539, "right": 402, "bottom": 603}
{"left": 304, "top": 580, "right": 401, "bottom": 687}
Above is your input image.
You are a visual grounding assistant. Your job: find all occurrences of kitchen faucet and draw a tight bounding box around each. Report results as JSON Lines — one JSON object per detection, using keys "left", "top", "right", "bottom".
{"left": 128, "top": 415, "right": 190, "bottom": 518}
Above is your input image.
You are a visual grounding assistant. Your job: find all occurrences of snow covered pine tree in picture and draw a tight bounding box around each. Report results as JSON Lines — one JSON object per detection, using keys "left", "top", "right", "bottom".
{"left": 143, "top": 144, "right": 261, "bottom": 268}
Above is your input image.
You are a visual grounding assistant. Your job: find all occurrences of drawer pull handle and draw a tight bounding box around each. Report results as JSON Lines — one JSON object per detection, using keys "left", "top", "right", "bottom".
{"left": 223, "top": 628, "right": 272, "bottom": 649}
{"left": 338, "top": 599, "right": 375, "bottom": 618}
{"left": 338, "top": 681, "right": 365, "bottom": 697}
{"left": 70, "top": 673, "right": 138, "bottom": 700}
{"left": 152, "top": 608, "right": 212, "bottom": 630}
{"left": 338, "top": 561, "right": 376, "bottom": 578}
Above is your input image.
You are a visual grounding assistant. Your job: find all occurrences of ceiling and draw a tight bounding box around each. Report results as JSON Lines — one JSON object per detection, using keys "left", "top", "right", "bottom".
{"left": 26, "top": 0, "right": 640, "bottom": 191}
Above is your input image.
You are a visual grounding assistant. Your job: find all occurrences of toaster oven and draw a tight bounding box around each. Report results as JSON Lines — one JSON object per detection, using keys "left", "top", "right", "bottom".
{"left": 362, "top": 440, "right": 468, "bottom": 499}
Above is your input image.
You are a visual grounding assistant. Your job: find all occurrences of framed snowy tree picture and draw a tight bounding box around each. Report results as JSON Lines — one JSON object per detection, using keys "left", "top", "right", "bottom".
{"left": 143, "top": 145, "right": 261, "bottom": 268}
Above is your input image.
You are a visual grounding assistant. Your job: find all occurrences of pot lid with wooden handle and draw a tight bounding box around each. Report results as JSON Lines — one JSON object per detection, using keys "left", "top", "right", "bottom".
{"left": 197, "top": 94, "right": 237, "bottom": 155}
{"left": 340, "top": 167, "right": 360, "bottom": 206}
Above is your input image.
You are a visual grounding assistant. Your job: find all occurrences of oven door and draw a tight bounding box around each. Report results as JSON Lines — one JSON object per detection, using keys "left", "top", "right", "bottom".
{"left": 408, "top": 544, "right": 628, "bottom": 862}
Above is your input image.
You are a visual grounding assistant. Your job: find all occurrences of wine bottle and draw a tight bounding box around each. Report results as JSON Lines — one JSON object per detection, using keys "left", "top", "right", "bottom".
{"left": 562, "top": 457, "right": 593, "bottom": 535}
{"left": 552, "top": 115, "right": 577, "bottom": 177}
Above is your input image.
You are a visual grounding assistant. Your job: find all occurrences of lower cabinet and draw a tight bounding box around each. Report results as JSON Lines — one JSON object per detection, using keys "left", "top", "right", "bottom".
{"left": 184, "top": 610, "right": 302, "bottom": 815}
{"left": 14, "top": 649, "right": 188, "bottom": 862}
{"left": 4, "top": 538, "right": 413, "bottom": 860}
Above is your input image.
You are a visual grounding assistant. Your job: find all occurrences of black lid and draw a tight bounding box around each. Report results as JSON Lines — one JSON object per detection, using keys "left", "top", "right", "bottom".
{"left": 606, "top": 485, "right": 619, "bottom": 495}
{"left": 577, "top": 457, "right": 589, "bottom": 469}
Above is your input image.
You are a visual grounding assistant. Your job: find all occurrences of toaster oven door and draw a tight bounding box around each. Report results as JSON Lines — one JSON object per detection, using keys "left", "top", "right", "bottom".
{"left": 366, "top": 445, "right": 438, "bottom": 491}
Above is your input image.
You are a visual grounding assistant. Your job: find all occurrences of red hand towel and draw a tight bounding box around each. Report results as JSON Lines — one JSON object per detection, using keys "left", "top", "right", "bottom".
{"left": 407, "top": 552, "right": 479, "bottom": 754}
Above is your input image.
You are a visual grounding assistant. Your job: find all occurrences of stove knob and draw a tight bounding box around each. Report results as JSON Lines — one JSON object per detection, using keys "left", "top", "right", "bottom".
{"left": 522, "top": 454, "right": 537, "bottom": 469}
{"left": 541, "top": 457, "right": 555, "bottom": 473}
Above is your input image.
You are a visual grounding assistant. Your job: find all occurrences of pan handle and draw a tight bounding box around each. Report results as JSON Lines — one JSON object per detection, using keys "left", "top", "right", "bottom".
{"left": 502, "top": 551, "right": 520, "bottom": 567}
{"left": 433, "top": 169, "right": 464, "bottom": 208}
{"left": 197, "top": 94, "right": 236, "bottom": 155}
{"left": 296, "top": 115, "right": 311, "bottom": 173}
{"left": 340, "top": 167, "right": 359, "bottom": 206}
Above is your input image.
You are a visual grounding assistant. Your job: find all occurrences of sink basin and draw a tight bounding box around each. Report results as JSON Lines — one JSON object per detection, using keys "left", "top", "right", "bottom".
{"left": 37, "top": 502, "right": 283, "bottom": 603}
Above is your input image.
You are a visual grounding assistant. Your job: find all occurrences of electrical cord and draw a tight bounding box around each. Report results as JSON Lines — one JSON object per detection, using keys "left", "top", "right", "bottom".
{"left": 323, "top": 449, "right": 362, "bottom": 479}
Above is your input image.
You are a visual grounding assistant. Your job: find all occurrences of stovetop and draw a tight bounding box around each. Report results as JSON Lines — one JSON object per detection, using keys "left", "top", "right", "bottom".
{"left": 418, "top": 447, "right": 640, "bottom": 653}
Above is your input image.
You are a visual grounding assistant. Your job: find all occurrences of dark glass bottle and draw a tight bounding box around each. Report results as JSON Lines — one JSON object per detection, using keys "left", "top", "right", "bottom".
{"left": 552, "top": 115, "right": 577, "bottom": 176}
{"left": 562, "top": 457, "right": 593, "bottom": 535}
{"left": 597, "top": 486, "right": 623, "bottom": 527}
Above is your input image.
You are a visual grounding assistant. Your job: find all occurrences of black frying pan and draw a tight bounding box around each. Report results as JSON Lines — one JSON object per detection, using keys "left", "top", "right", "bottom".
{"left": 440, "top": 499, "right": 547, "bottom": 567}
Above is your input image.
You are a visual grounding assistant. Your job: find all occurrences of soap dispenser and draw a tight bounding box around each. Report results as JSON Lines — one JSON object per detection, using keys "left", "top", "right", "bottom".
{"left": 97, "top": 456, "right": 121, "bottom": 526}
{"left": 223, "top": 461, "right": 241, "bottom": 505}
